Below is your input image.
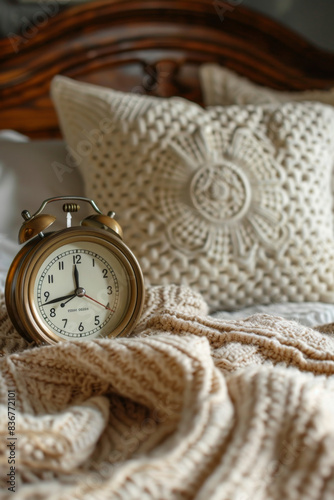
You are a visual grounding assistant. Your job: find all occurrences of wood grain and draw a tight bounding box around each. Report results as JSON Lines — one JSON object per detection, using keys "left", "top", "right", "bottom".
{"left": 0, "top": 0, "right": 333, "bottom": 138}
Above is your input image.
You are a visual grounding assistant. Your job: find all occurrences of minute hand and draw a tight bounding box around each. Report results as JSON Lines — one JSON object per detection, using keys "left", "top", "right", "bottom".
{"left": 74, "top": 264, "right": 79, "bottom": 288}
{"left": 44, "top": 293, "right": 76, "bottom": 306}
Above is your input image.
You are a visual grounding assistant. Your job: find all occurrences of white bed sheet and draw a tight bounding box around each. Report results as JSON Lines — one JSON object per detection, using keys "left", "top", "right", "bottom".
{"left": 0, "top": 130, "right": 87, "bottom": 241}
{"left": 212, "top": 302, "right": 334, "bottom": 327}
{"left": 0, "top": 235, "right": 19, "bottom": 291}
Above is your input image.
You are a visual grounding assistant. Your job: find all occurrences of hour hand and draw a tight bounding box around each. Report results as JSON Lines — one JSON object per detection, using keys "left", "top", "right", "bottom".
{"left": 44, "top": 293, "right": 76, "bottom": 306}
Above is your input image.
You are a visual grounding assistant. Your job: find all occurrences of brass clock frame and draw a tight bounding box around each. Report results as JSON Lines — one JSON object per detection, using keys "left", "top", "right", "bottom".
{"left": 5, "top": 226, "right": 145, "bottom": 345}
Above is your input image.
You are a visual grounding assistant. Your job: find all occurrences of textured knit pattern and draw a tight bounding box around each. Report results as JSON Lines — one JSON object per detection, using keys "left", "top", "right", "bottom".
{"left": 198, "top": 64, "right": 334, "bottom": 233}
{"left": 199, "top": 64, "right": 334, "bottom": 107}
{"left": 51, "top": 75, "right": 334, "bottom": 311}
{"left": 1, "top": 286, "right": 334, "bottom": 500}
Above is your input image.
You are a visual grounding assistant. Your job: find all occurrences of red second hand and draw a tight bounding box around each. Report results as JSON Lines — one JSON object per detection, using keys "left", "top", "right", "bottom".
{"left": 84, "top": 294, "right": 114, "bottom": 312}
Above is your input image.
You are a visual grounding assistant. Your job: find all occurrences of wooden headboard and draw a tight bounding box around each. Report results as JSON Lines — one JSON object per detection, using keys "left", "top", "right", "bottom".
{"left": 0, "top": 0, "right": 334, "bottom": 138}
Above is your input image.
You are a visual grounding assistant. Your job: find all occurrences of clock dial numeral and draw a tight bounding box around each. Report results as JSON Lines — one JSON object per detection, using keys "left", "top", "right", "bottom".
{"left": 50, "top": 308, "right": 56, "bottom": 317}
{"left": 44, "top": 291, "right": 50, "bottom": 302}
{"left": 48, "top": 274, "right": 54, "bottom": 284}
{"left": 94, "top": 315, "right": 100, "bottom": 325}
{"left": 73, "top": 255, "right": 82, "bottom": 265}
{"left": 78, "top": 322, "right": 84, "bottom": 332}
{"left": 107, "top": 286, "right": 113, "bottom": 295}
{"left": 102, "top": 268, "right": 108, "bottom": 279}
{"left": 58, "top": 261, "right": 64, "bottom": 270}
{"left": 62, "top": 319, "right": 68, "bottom": 328}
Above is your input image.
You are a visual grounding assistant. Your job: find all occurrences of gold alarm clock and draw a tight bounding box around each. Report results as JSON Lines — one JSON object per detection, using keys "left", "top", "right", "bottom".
{"left": 5, "top": 196, "right": 145, "bottom": 345}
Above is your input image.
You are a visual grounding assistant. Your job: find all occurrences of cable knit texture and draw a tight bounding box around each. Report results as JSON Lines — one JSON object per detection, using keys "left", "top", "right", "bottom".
{"left": 1, "top": 286, "right": 334, "bottom": 499}
{"left": 199, "top": 64, "right": 334, "bottom": 107}
{"left": 51, "top": 75, "right": 334, "bottom": 311}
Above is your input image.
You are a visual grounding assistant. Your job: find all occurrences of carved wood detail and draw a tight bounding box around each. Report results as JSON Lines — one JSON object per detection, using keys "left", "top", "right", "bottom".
{"left": 0, "top": 0, "right": 333, "bottom": 138}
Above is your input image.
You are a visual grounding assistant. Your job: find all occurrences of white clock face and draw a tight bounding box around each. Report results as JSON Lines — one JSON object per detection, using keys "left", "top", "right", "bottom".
{"left": 32, "top": 240, "right": 132, "bottom": 340}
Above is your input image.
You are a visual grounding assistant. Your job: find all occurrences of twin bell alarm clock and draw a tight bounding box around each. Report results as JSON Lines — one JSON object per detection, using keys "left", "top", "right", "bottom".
{"left": 5, "top": 196, "right": 145, "bottom": 345}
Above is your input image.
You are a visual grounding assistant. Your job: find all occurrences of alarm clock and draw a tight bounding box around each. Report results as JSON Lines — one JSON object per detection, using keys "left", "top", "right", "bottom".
{"left": 5, "top": 196, "right": 145, "bottom": 345}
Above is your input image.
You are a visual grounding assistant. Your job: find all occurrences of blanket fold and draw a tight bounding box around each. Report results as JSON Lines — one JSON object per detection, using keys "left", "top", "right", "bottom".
{"left": 1, "top": 285, "right": 334, "bottom": 499}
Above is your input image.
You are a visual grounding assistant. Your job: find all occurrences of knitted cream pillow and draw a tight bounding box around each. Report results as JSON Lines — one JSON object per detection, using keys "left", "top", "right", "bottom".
{"left": 51, "top": 75, "right": 334, "bottom": 311}
{"left": 199, "top": 64, "right": 334, "bottom": 107}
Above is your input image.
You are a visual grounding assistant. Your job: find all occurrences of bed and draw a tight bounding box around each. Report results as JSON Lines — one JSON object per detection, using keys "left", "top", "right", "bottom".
{"left": 1, "top": 1, "right": 334, "bottom": 498}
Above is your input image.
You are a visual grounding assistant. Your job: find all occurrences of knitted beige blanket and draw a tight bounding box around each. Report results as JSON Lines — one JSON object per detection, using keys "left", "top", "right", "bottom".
{"left": 1, "top": 285, "right": 334, "bottom": 500}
